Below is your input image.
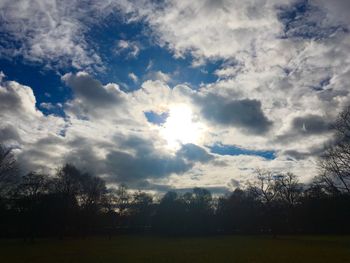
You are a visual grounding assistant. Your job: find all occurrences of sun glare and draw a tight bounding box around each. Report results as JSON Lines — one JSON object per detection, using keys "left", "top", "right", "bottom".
{"left": 161, "top": 104, "right": 205, "bottom": 149}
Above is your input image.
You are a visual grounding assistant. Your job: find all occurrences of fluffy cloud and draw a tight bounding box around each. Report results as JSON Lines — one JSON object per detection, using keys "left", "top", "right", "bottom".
{"left": 0, "top": 74, "right": 66, "bottom": 170}
{"left": 62, "top": 72, "right": 128, "bottom": 119}
{"left": 0, "top": 0, "right": 115, "bottom": 70}
{"left": 0, "top": 125, "right": 21, "bottom": 144}
{"left": 62, "top": 72, "right": 126, "bottom": 106}
{"left": 0, "top": 72, "right": 225, "bottom": 189}
{"left": 0, "top": 70, "right": 327, "bottom": 191}
{"left": 117, "top": 0, "right": 295, "bottom": 63}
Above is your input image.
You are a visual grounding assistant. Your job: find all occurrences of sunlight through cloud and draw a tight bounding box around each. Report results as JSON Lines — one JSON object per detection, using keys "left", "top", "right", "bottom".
{"left": 161, "top": 104, "right": 205, "bottom": 150}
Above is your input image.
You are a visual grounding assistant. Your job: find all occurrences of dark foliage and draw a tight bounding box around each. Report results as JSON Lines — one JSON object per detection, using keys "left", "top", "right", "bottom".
{"left": 0, "top": 159, "right": 349, "bottom": 238}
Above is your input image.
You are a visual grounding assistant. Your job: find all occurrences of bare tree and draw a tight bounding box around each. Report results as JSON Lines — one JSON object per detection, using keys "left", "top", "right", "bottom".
{"left": 17, "top": 172, "right": 48, "bottom": 198}
{"left": 0, "top": 144, "right": 18, "bottom": 196}
{"left": 275, "top": 172, "right": 302, "bottom": 206}
{"left": 115, "top": 184, "right": 130, "bottom": 216}
{"left": 319, "top": 106, "right": 350, "bottom": 194}
{"left": 55, "top": 163, "right": 83, "bottom": 196}
{"left": 248, "top": 169, "right": 278, "bottom": 204}
{"left": 79, "top": 174, "right": 107, "bottom": 209}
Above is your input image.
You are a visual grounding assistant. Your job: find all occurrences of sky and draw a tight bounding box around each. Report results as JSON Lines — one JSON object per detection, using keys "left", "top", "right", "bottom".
{"left": 1, "top": 0, "right": 350, "bottom": 193}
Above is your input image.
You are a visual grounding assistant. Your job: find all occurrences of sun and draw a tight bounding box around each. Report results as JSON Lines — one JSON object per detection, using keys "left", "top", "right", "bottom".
{"left": 160, "top": 104, "right": 205, "bottom": 149}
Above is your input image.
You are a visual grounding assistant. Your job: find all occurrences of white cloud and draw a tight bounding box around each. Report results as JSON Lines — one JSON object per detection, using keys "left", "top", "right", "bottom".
{"left": 0, "top": 0, "right": 115, "bottom": 70}
{"left": 115, "top": 39, "right": 141, "bottom": 58}
{"left": 144, "top": 71, "right": 171, "bottom": 83}
{"left": 116, "top": 0, "right": 296, "bottom": 62}
{"left": 128, "top": 72, "right": 138, "bottom": 83}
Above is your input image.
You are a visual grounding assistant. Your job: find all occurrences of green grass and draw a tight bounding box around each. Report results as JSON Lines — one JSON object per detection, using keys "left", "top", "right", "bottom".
{"left": 1, "top": 235, "right": 349, "bottom": 263}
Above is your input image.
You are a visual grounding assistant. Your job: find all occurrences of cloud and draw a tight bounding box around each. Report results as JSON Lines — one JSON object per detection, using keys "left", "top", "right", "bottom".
{"left": 105, "top": 149, "right": 190, "bottom": 184}
{"left": 116, "top": 0, "right": 296, "bottom": 62}
{"left": 0, "top": 125, "right": 21, "bottom": 143}
{"left": 0, "top": 73, "right": 218, "bottom": 188}
{"left": 0, "top": 0, "right": 114, "bottom": 70}
{"left": 0, "top": 71, "right": 333, "bottom": 191}
{"left": 277, "top": 0, "right": 347, "bottom": 41}
{"left": 128, "top": 72, "right": 138, "bottom": 83}
{"left": 0, "top": 74, "right": 65, "bottom": 172}
{"left": 0, "top": 77, "right": 41, "bottom": 118}
{"left": 2, "top": 0, "right": 350, "bottom": 191}
{"left": 194, "top": 94, "right": 272, "bottom": 134}
{"left": 312, "top": 0, "right": 350, "bottom": 26}
{"left": 115, "top": 39, "right": 141, "bottom": 58}
{"left": 62, "top": 72, "right": 128, "bottom": 119}
{"left": 177, "top": 143, "right": 214, "bottom": 163}
{"left": 275, "top": 114, "right": 332, "bottom": 145}
{"left": 144, "top": 71, "right": 171, "bottom": 83}
{"left": 292, "top": 114, "right": 331, "bottom": 134}
{"left": 40, "top": 102, "right": 62, "bottom": 111}
{"left": 103, "top": 138, "right": 215, "bottom": 185}
{"left": 62, "top": 72, "right": 125, "bottom": 106}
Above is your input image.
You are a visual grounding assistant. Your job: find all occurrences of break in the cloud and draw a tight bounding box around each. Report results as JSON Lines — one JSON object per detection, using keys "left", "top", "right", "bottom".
{"left": 1, "top": 0, "right": 350, "bottom": 192}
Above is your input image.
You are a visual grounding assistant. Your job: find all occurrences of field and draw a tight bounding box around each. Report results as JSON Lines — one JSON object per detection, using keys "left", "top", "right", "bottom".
{"left": 1, "top": 235, "right": 349, "bottom": 263}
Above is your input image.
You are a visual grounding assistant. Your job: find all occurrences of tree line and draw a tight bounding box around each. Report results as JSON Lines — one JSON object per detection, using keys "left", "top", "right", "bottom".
{"left": 1, "top": 107, "right": 350, "bottom": 238}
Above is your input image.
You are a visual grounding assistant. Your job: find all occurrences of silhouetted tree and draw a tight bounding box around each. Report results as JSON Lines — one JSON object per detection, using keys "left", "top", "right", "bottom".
{"left": 247, "top": 170, "right": 285, "bottom": 235}
{"left": 130, "top": 191, "right": 154, "bottom": 231}
{"left": 114, "top": 184, "right": 130, "bottom": 216}
{"left": 275, "top": 172, "right": 303, "bottom": 207}
{"left": 17, "top": 172, "right": 48, "bottom": 199}
{"left": 248, "top": 169, "right": 278, "bottom": 204}
{"left": 217, "top": 188, "right": 261, "bottom": 233}
{"left": 183, "top": 187, "right": 214, "bottom": 234}
{"left": 78, "top": 174, "right": 106, "bottom": 210}
{"left": 55, "top": 164, "right": 83, "bottom": 196}
{"left": 0, "top": 144, "right": 18, "bottom": 197}
{"left": 153, "top": 191, "right": 187, "bottom": 235}
{"left": 319, "top": 106, "right": 350, "bottom": 193}
{"left": 0, "top": 146, "right": 349, "bottom": 238}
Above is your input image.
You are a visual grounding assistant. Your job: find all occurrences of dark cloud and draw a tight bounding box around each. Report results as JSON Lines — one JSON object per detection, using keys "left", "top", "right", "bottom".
{"left": 281, "top": 137, "right": 335, "bottom": 160}
{"left": 133, "top": 181, "right": 231, "bottom": 195}
{"left": 283, "top": 146, "right": 326, "bottom": 160}
{"left": 0, "top": 125, "right": 21, "bottom": 143}
{"left": 228, "top": 178, "right": 241, "bottom": 189}
{"left": 118, "top": 135, "right": 155, "bottom": 155}
{"left": 276, "top": 114, "right": 332, "bottom": 144}
{"left": 177, "top": 143, "right": 214, "bottom": 163}
{"left": 195, "top": 94, "right": 272, "bottom": 134}
{"left": 104, "top": 139, "right": 214, "bottom": 185}
{"left": 13, "top": 129, "right": 216, "bottom": 187}
{"left": 0, "top": 82, "right": 26, "bottom": 114}
{"left": 292, "top": 114, "right": 331, "bottom": 134}
{"left": 105, "top": 150, "right": 191, "bottom": 183}
{"left": 62, "top": 72, "right": 125, "bottom": 107}
{"left": 168, "top": 186, "right": 230, "bottom": 195}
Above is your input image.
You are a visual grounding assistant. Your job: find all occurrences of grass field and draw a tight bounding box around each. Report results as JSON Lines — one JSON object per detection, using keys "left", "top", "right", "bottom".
{"left": 1, "top": 235, "right": 349, "bottom": 263}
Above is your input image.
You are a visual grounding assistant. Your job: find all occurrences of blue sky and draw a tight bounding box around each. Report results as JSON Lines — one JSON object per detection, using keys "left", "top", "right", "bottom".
{"left": 0, "top": 14, "right": 220, "bottom": 108}
{"left": 0, "top": 0, "right": 349, "bottom": 192}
